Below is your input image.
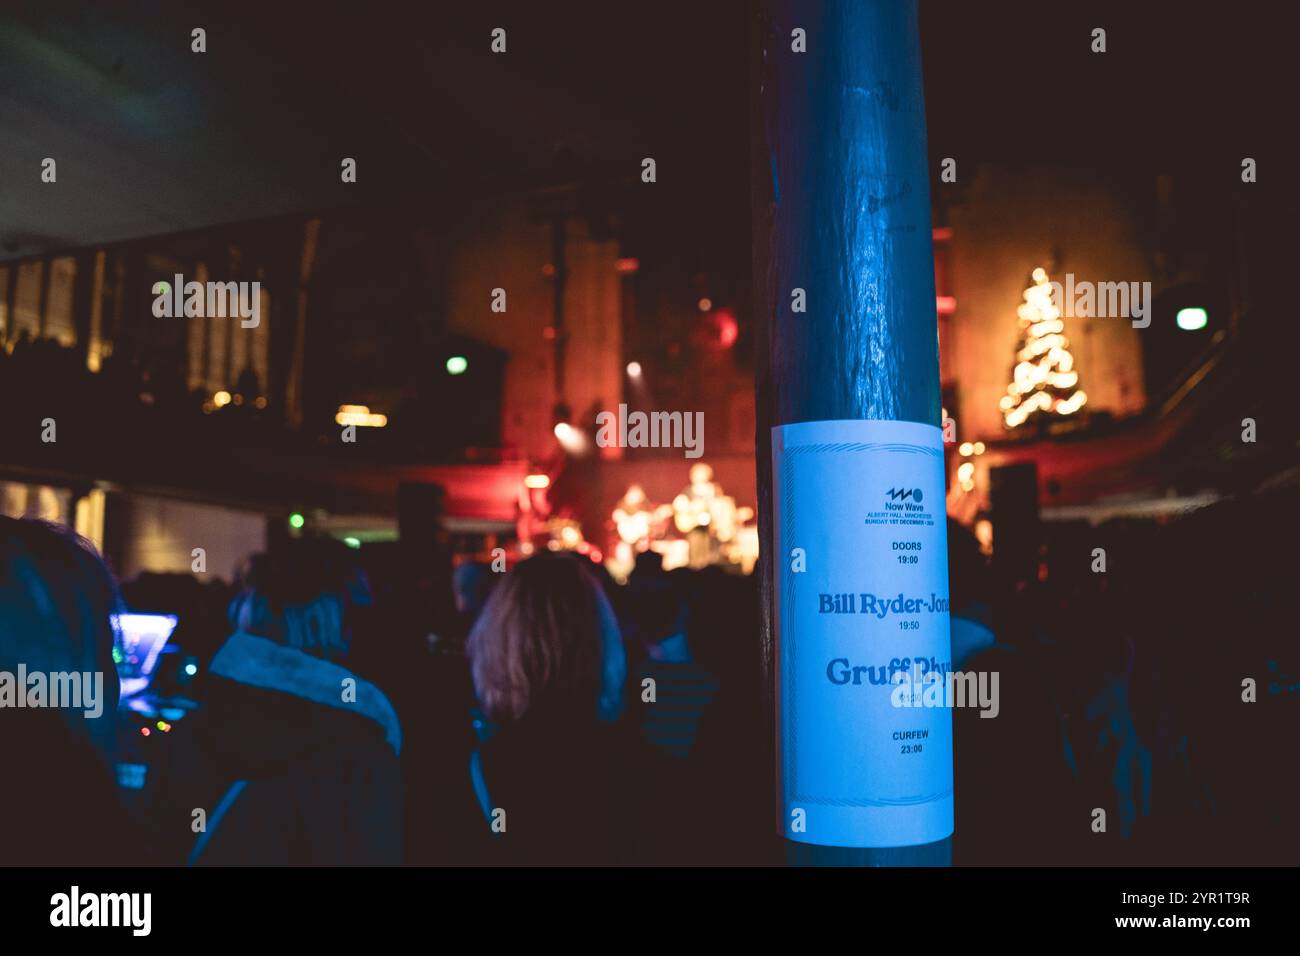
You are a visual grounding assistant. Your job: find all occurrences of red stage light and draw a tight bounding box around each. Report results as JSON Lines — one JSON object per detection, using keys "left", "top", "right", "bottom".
{"left": 714, "top": 308, "right": 739, "bottom": 349}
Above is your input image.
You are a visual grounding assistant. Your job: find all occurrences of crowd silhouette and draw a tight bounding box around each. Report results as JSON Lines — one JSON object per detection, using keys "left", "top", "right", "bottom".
{"left": 0, "top": 486, "right": 1296, "bottom": 866}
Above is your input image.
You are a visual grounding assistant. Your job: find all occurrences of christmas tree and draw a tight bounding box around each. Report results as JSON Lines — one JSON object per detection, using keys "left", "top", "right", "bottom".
{"left": 999, "top": 267, "right": 1087, "bottom": 429}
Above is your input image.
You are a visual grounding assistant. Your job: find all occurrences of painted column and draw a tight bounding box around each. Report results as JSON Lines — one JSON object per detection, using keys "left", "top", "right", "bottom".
{"left": 752, "top": 0, "right": 952, "bottom": 865}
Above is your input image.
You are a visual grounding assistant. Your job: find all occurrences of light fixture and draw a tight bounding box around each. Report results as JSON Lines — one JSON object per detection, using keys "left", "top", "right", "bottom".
{"left": 626, "top": 361, "right": 642, "bottom": 377}
{"left": 446, "top": 355, "right": 469, "bottom": 375}
{"left": 553, "top": 421, "right": 587, "bottom": 453}
{"left": 524, "top": 474, "right": 551, "bottom": 489}
{"left": 1176, "top": 307, "right": 1208, "bottom": 331}
{"left": 335, "top": 404, "right": 388, "bottom": 427}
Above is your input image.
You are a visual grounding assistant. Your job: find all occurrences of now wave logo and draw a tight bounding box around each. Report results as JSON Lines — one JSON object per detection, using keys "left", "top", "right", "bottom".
{"left": 886, "top": 487, "right": 923, "bottom": 502}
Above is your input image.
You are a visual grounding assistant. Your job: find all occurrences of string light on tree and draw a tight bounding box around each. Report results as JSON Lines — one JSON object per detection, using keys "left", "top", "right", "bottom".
{"left": 999, "top": 267, "right": 1087, "bottom": 429}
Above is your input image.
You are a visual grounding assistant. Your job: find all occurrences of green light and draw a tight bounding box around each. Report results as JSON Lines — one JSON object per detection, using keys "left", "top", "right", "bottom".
{"left": 1176, "top": 307, "right": 1208, "bottom": 331}
{"left": 446, "top": 355, "right": 468, "bottom": 375}
{"left": 343, "top": 536, "right": 361, "bottom": 549}
{"left": 288, "top": 512, "right": 305, "bottom": 529}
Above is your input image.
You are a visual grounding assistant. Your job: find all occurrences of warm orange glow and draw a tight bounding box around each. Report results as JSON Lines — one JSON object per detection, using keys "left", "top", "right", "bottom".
{"left": 335, "top": 404, "right": 388, "bottom": 427}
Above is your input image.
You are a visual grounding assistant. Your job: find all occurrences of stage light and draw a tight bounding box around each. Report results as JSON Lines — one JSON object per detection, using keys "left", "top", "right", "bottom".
{"left": 553, "top": 421, "right": 587, "bottom": 453}
{"left": 446, "top": 355, "right": 469, "bottom": 375}
{"left": 344, "top": 536, "right": 361, "bottom": 549}
{"left": 213, "top": 390, "right": 231, "bottom": 408}
{"left": 1176, "top": 307, "right": 1208, "bottom": 331}
{"left": 626, "top": 361, "right": 642, "bottom": 377}
{"left": 184, "top": 663, "right": 198, "bottom": 676}
{"left": 524, "top": 474, "right": 551, "bottom": 489}
{"left": 713, "top": 308, "right": 739, "bottom": 349}
{"left": 698, "top": 297, "right": 713, "bottom": 312}
{"left": 289, "top": 512, "right": 305, "bottom": 529}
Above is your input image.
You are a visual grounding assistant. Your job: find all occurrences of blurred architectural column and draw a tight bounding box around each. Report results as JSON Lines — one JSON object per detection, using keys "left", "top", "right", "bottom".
{"left": 285, "top": 217, "right": 321, "bottom": 429}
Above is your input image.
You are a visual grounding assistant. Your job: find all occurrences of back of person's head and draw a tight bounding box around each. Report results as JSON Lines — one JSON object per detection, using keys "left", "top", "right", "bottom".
{"left": 622, "top": 573, "right": 688, "bottom": 651}
{"left": 228, "top": 537, "right": 370, "bottom": 662}
{"left": 467, "top": 552, "right": 622, "bottom": 723}
{"left": 631, "top": 549, "right": 665, "bottom": 580}
{"left": 0, "top": 517, "right": 121, "bottom": 756}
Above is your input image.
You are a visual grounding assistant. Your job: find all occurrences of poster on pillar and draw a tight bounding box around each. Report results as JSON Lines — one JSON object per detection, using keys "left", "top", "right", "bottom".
{"left": 773, "top": 419, "right": 953, "bottom": 848}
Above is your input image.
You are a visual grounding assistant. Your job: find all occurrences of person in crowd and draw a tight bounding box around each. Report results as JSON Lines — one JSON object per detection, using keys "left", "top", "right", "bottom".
{"left": 149, "top": 538, "right": 402, "bottom": 865}
{"left": 451, "top": 559, "right": 499, "bottom": 639}
{"left": 946, "top": 519, "right": 1082, "bottom": 865}
{"left": 372, "top": 553, "right": 485, "bottom": 866}
{"left": 622, "top": 559, "right": 719, "bottom": 761}
{"left": 464, "top": 551, "right": 684, "bottom": 865}
{"left": 946, "top": 517, "right": 997, "bottom": 669}
{"left": 0, "top": 517, "right": 135, "bottom": 865}
{"left": 678, "top": 566, "right": 774, "bottom": 864}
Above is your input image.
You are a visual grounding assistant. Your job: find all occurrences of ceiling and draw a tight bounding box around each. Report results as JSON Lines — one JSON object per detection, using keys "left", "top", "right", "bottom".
{"left": 0, "top": 1, "right": 750, "bottom": 263}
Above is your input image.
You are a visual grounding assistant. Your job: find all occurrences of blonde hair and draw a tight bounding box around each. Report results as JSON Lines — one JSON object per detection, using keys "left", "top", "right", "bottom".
{"left": 467, "top": 553, "right": 615, "bottom": 722}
